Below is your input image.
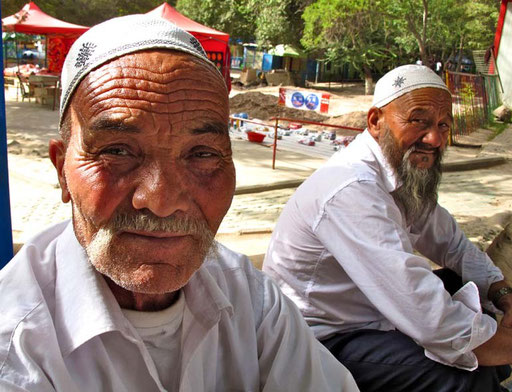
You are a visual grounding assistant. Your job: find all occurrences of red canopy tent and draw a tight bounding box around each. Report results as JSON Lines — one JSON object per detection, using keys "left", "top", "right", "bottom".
{"left": 146, "top": 3, "right": 231, "bottom": 90}
{"left": 2, "top": 2, "right": 89, "bottom": 73}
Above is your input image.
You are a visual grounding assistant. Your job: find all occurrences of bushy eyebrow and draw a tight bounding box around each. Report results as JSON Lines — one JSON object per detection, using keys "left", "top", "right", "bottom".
{"left": 409, "top": 108, "right": 454, "bottom": 122}
{"left": 191, "top": 122, "right": 228, "bottom": 136}
{"left": 88, "top": 117, "right": 140, "bottom": 133}
{"left": 408, "top": 108, "right": 431, "bottom": 117}
{"left": 88, "top": 117, "right": 227, "bottom": 135}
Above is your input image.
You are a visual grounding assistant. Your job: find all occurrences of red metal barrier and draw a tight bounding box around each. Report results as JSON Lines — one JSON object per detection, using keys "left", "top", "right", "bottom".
{"left": 268, "top": 117, "right": 364, "bottom": 169}
{"left": 229, "top": 115, "right": 364, "bottom": 170}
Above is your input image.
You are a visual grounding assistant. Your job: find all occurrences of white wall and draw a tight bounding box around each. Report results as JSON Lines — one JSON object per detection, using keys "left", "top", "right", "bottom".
{"left": 497, "top": 2, "right": 512, "bottom": 106}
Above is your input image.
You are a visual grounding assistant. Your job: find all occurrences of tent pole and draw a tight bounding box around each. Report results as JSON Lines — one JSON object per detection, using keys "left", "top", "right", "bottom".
{"left": 45, "top": 35, "right": 48, "bottom": 69}
{"left": 14, "top": 32, "right": 19, "bottom": 69}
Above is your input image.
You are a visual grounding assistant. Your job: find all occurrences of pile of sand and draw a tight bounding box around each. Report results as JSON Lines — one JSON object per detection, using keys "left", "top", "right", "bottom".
{"left": 228, "top": 92, "right": 369, "bottom": 135}
{"left": 229, "top": 92, "right": 329, "bottom": 123}
{"left": 324, "top": 111, "right": 367, "bottom": 133}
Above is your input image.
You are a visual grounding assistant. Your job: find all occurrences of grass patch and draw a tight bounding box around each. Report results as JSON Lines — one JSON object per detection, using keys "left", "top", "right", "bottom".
{"left": 485, "top": 117, "right": 509, "bottom": 140}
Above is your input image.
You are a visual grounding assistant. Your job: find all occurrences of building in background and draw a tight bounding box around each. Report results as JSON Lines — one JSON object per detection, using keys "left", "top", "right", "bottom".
{"left": 494, "top": 0, "right": 512, "bottom": 106}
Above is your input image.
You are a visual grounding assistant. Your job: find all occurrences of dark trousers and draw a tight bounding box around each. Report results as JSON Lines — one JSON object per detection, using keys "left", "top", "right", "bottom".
{"left": 321, "top": 269, "right": 511, "bottom": 392}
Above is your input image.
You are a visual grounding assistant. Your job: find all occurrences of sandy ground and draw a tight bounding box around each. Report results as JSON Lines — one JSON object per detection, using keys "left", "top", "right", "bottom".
{"left": 230, "top": 82, "right": 374, "bottom": 117}
{"left": 4, "top": 84, "right": 512, "bottom": 267}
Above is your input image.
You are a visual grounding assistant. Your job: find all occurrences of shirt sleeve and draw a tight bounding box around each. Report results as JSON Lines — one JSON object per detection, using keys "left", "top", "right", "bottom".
{"left": 313, "top": 180, "right": 497, "bottom": 370}
{"left": 413, "top": 204, "right": 504, "bottom": 305}
{"left": 257, "top": 275, "right": 359, "bottom": 392}
{"left": 0, "top": 381, "right": 33, "bottom": 392}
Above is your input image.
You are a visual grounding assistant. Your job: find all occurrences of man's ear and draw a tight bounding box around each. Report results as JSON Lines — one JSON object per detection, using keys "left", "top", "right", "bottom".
{"left": 367, "top": 107, "right": 384, "bottom": 141}
{"left": 49, "top": 139, "right": 70, "bottom": 203}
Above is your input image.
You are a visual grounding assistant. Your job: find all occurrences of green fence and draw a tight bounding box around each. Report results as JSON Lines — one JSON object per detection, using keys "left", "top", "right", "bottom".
{"left": 445, "top": 71, "right": 501, "bottom": 144}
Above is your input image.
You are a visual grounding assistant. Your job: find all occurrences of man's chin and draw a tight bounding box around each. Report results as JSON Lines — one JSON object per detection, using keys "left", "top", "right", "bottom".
{"left": 409, "top": 152, "right": 438, "bottom": 169}
{"left": 98, "top": 261, "right": 202, "bottom": 295}
{"left": 86, "top": 230, "right": 211, "bottom": 295}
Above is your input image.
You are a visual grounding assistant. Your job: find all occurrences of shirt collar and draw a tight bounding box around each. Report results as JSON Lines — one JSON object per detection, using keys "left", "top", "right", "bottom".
{"left": 183, "top": 251, "right": 234, "bottom": 328}
{"left": 360, "top": 129, "right": 400, "bottom": 193}
{"left": 53, "top": 222, "right": 233, "bottom": 356}
{"left": 54, "top": 222, "right": 132, "bottom": 357}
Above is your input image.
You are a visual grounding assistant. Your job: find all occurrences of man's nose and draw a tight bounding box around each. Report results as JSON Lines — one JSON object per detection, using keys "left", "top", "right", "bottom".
{"left": 131, "top": 162, "right": 192, "bottom": 217}
{"left": 421, "top": 126, "right": 448, "bottom": 149}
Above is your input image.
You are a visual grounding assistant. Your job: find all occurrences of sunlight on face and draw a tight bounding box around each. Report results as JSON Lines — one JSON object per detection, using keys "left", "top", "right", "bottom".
{"left": 62, "top": 50, "right": 235, "bottom": 295}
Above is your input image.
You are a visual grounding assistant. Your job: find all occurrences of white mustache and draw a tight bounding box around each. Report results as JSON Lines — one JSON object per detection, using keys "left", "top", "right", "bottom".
{"left": 109, "top": 212, "right": 211, "bottom": 237}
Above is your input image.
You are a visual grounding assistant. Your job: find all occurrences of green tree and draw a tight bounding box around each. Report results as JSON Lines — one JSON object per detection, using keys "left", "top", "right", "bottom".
{"left": 1, "top": 0, "right": 165, "bottom": 27}
{"left": 251, "top": 0, "right": 310, "bottom": 48}
{"left": 388, "top": 0, "right": 500, "bottom": 67}
{"left": 177, "top": 0, "right": 256, "bottom": 42}
{"left": 177, "top": 0, "right": 308, "bottom": 47}
{"left": 1, "top": 0, "right": 32, "bottom": 18}
{"left": 302, "top": 0, "right": 396, "bottom": 94}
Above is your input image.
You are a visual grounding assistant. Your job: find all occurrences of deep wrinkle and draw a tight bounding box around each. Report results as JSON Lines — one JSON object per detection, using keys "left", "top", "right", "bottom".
{"left": 50, "top": 50, "right": 234, "bottom": 310}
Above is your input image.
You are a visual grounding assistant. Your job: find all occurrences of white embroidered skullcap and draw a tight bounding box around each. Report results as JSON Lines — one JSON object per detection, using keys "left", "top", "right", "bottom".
{"left": 372, "top": 64, "right": 451, "bottom": 108}
{"left": 59, "top": 14, "right": 221, "bottom": 127}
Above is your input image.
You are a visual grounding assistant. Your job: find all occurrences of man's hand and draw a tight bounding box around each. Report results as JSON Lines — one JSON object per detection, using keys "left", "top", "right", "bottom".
{"left": 488, "top": 280, "right": 512, "bottom": 327}
{"left": 498, "top": 295, "right": 512, "bottom": 328}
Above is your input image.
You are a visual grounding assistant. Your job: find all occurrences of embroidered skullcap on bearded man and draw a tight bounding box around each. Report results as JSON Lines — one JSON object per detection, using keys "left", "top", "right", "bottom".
{"left": 263, "top": 64, "right": 512, "bottom": 392}
{"left": 0, "top": 14, "right": 359, "bottom": 392}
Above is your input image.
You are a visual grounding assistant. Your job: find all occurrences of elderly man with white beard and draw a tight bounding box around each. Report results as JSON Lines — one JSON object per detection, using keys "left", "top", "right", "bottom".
{"left": 263, "top": 65, "right": 512, "bottom": 391}
{"left": 0, "top": 15, "right": 360, "bottom": 392}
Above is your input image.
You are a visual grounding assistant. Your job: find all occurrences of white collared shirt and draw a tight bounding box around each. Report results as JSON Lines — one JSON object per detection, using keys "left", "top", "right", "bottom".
{"left": 0, "top": 221, "right": 358, "bottom": 391}
{"left": 263, "top": 130, "right": 504, "bottom": 371}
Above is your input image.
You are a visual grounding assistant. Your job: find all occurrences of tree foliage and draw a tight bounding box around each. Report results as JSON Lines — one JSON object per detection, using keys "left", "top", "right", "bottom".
{"left": 176, "top": 0, "right": 310, "bottom": 47}
{"left": 387, "top": 0, "right": 499, "bottom": 65}
{"left": 300, "top": 0, "right": 500, "bottom": 86}
{"left": 1, "top": 0, "right": 166, "bottom": 27}
{"left": 302, "top": 0, "right": 396, "bottom": 92}
{"left": 251, "top": 0, "right": 310, "bottom": 48}
{"left": 176, "top": 0, "right": 256, "bottom": 42}
{"left": 1, "top": 0, "right": 501, "bottom": 81}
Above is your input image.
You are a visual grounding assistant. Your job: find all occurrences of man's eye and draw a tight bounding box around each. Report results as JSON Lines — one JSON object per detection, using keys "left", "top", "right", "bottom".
{"left": 101, "top": 146, "right": 130, "bottom": 156}
{"left": 195, "top": 152, "right": 213, "bottom": 158}
{"left": 191, "top": 150, "right": 220, "bottom": 159}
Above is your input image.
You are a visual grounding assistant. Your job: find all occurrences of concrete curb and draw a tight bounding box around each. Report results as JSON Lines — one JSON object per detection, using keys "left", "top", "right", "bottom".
{"left": 234, "top": 156, "right": 509, "bottom": 195}
{"left": 442, "top": 157, "right": 508, "bottom": 172}
{"left": 235, "top": 179, "right": 304, "bottom": 195}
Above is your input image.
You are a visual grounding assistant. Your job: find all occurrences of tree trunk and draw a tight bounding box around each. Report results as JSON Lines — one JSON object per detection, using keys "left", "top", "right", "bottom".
{"left": 419, "top": 41, "right": 428, "bottom": 66}
{"left": 363, "top": 66, "right": 373, "bottom": 95}
{"left": 421, "top": 0, "right": 429, "bottom": 65}
{"left": 456, "top": 35, "right": 464, "bottom": 73}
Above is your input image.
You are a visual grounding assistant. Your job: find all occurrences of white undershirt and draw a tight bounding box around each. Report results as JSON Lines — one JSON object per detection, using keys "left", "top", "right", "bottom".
{"left": 122, "top": 291, "right": 185, "bottom": 392}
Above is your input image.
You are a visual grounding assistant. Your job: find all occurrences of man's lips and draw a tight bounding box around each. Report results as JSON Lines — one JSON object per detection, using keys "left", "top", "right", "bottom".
{"left": 412, "top": 149, "right": 437, "bottom": 155}
{"left": 412, "top": 142, "right": 440, "bottom": 155}
{"left": 119, "top": 230, "right": 192, "bottom": 239}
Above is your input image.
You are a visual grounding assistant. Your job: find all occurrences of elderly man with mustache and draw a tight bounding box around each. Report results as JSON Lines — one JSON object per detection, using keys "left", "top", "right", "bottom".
{"left": 263, "top": 65, "right": 512, "bottom": 391}
{"left": 0, "top": 15, "right": 359, "bottom": 392}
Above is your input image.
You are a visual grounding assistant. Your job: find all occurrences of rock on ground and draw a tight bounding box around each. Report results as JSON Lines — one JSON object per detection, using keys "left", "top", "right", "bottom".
{"left": 493, "top": 105, "right": 512, "bottom": 123}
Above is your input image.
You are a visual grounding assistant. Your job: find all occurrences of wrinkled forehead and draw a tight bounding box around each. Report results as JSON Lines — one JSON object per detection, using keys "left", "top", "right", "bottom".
{"left": 382, "top": 87, "right": 453, "bottom": 114}
{"left": 68, "top": 49, "right": 229, "bottom": 124}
